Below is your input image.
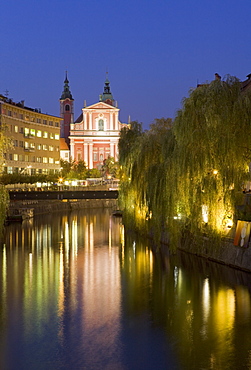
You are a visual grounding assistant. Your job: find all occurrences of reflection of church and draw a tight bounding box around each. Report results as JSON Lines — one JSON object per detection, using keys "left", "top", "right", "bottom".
{"left": 60, "top": 73, "right": 127, "bottom": 169}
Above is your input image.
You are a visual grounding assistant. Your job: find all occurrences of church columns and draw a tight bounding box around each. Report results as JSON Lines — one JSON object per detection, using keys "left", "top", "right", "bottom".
{"left": 83, "top": 110, "right": 87, "bottom": 130}
{"left": 88, "top": 142, "right": 93, "bottom": 169}
{"left": 110, "top": 113, "right": 113, "bottom": 130}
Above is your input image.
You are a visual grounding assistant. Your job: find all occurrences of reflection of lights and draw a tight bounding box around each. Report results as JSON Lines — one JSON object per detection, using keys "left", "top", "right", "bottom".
{"left": 29, "top": 253, "right": 33, "bottom": 274}
{"left": 133, "top": 241, "right": 136, "bottom": 258}
{"left": 202, "top": 278, "right": 210, "bottom": 324}
{"left": 65, "top": 222, "right": 69, "bottom": 263}
{"left": 214, "top": 288, "right": 235, "bottom": 334}
{"left": 174, "top": 266, "right": 179, "bottom": 288}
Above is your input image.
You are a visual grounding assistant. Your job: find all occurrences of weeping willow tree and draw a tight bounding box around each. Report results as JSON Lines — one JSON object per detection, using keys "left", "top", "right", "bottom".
{"left": 119, "top": 76, "right": 251, "bottom": 251}
{"left": 119, "top": 118, "right": 175, "bottom": 241}
{"left": 171, "top": 76, "right": 251, "bottom": 245}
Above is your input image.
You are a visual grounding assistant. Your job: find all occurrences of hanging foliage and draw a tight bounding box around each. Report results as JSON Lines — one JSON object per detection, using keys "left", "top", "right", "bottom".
{"left": 119, "top": 76, "right": 251, "bottom": 251}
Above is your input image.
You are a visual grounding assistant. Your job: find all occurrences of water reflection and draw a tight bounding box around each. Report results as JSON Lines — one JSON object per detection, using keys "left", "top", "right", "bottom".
{"left": 0, "top": 210, "right": 251, "bottom": 369}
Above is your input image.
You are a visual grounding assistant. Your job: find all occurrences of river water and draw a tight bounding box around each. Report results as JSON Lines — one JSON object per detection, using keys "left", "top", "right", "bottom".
{"left": 0, "top": 208, "right": 251, "bottom": 370}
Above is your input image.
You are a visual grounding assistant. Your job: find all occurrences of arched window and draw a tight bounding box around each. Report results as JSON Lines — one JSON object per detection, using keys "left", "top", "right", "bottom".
{"left": 98, "top": 119, "right": 104, "bottom": 131}
{"left": 65, "top": 104, "right": 70, "bottom": 112}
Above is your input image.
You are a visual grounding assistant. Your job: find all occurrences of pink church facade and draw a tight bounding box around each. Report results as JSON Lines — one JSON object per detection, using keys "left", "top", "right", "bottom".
{"left": 60, "top": 75, "right": 127, "bottom": 169}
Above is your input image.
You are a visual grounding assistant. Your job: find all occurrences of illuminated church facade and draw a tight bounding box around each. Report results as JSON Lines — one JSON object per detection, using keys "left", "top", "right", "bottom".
{"left": 60, "top": 74, "right": 127, "bottom": 169}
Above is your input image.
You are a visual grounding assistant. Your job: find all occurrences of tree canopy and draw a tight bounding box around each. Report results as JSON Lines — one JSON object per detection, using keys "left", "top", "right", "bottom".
{"left": 118, "top": 76, "right": 251, "bottom": 249}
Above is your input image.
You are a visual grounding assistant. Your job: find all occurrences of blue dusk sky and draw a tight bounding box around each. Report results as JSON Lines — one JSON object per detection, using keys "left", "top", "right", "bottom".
{"left": 1, "top": 0, "right": 251, "bottom": 129}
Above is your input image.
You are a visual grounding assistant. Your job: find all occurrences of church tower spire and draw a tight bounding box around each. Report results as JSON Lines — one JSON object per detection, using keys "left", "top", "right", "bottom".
{"left": 60, "top": 71, "right": 74, "bottom": 145}
{"left": 99, "top": 73, "right": 114, "bottom": 106}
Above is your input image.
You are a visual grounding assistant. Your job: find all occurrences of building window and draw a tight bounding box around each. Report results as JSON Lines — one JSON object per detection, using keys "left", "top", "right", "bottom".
{"left": 43, "top": 131, "right": 48, "bottom": 138}
{"left": 19, "top": 141, "right": 24, "bottom": 148}
{"left": 37, "top": 130, "right": 42, "bottom": 137}
{"left": 49, "top": 157, "right": 54, "bottom": 164}
{"left": 49, "top": 146, "right": 53, "bottom": 151}
{"left": 55, "top": 134, "right": 59, "bottom": 140}
{"left": 49, "top": 121, "right": 53, "bottom": 126}
{"left": 50, "top": 133, "right": 54, "bottom": 139}
{"left": 20, "top": 114, "right": 24, "bottom": 120}
{"left": 55, "top": 122, "right": 59, "bottom": 127}
{"left": 37, "top": 157, "right": 41, "bottom": 163}
{"left": 13, "top": 154, "right": 18, "bottom": 161}
{"left": 20, "top": 127, "right": 24, "bottom": 134}
{"left": 93, "top": 153, "right": 97, "bottom": 161}
{"left": 24, "top": 128, "right": 29, "bottom": 137}
{"left": 36, "top": 118, "right": 41, "bottom": 123}
{"left": 98, "top": 119, "right": 104, "bottom": 131}
{"left": 43, "top": 120, "right": 47, "bottom": 125}
{"left": 13, "top": 140, "right": 18, "bottom": 147}
{"left": 65, "top": 105, "right": 70, "bottom": 112}
{"left": 8, "top": 110, "right": 12, "bottom": 116}
{"left": 43, "top": 157, "right": 48, "bottom": 163}
{"left": 25, "top": 155, "right": 29, "bottom": 162}
{"left": 37, "top": 144, "right": 41, "bottom": 150}
{"left": 30, "top": 129, "right": 35, "bottom": 136}
{"left": 14, "top": 126, "right": 18, "bottom": 133}
{"left": 43, "top": 144, "right": 48, "bottom": 150}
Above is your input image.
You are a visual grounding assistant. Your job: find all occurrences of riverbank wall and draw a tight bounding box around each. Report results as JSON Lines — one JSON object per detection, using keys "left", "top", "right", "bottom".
{"left": 176, "top": 233, "right": 251, "bottom": 273}
{"left": 9, "top": 198, "right": 118, "bottom": 216}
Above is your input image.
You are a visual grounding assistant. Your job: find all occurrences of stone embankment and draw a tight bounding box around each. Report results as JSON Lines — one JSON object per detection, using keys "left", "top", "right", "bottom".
{"left": 9, "top": 198, "right": 118, "bottom": 216}
{"left": 177, "top": 235, "right": 251, "bottom": 273}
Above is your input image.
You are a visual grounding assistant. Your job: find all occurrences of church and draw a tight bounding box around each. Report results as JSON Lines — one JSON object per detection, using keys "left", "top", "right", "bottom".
{"left": 60, "top": 73, "right": 127, "bottom": 169}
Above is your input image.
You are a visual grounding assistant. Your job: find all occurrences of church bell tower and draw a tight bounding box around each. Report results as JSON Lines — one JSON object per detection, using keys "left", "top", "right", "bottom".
{"left": 60, "top": 72, "right": 74, "bottom": 144}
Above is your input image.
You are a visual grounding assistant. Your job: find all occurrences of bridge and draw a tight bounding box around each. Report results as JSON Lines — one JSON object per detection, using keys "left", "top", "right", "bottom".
{"left": 9, "top": 190, "right": 119, "bottom": 201}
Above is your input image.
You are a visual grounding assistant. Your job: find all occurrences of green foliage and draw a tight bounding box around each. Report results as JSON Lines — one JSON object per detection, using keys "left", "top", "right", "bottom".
{"left": 60, "top": 158, "right": 88, "bottom": 179}
{"left": 87, "top": 168, "right": 102, "bottom": 178}
{"left": 102, "top": 156, "right": 119, "bottom": 178}
{"left": 119, "top": 77, "right": 251, "bottom": 251}
{"left": 0, "top": 173, "right": 58, "bottom": 185}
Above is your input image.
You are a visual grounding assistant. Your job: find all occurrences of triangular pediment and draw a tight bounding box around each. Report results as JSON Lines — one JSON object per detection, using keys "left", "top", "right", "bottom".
{"left": 85, "top": 101, "right": 118, "bottom": 110}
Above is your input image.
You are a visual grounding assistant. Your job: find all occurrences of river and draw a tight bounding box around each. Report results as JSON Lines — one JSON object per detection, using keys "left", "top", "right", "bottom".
{"left": 0, "top": 208, "right": 251, "bottom": 370}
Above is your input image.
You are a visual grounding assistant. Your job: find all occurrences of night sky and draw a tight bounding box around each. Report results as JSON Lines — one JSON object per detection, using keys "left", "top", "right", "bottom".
{"left": 1, "top": 0, "right": 251, "bottom": 129}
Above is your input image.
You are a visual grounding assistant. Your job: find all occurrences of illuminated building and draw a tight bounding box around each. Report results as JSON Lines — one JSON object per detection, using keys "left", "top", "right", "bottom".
{"left": 0, "top": 95, "right": 61, "bottom": 174}
{"left": 60, "top": 74, "right": 128, "bottom": 169}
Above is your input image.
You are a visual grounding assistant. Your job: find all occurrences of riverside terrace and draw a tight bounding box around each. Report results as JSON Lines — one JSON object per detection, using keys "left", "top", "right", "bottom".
{"left": 9, "top": 190, "right": 118, "bottom": 201}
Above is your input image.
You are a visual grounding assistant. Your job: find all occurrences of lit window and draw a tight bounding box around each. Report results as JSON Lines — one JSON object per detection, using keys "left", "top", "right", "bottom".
{"left": 37, "top": 130, "right": 42, "bottom": 137}
{"left": 43, "top": 157, "right": 48, "bottom": 163}
{"left": 14, "top": 126, "right": 18, "bottom": 133}
{"left": 55, "top": 134, "right": 59, "bottom": 140}
{"left": 43, "top": 131, "right": 48, "bottom": 138}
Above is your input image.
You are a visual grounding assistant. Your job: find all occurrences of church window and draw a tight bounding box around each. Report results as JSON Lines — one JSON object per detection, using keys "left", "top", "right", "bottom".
{"left": 65, "top": 105, "right": 70, "bottom": 112}
{"left": 98, "top": 119, "right": 104, "bottom": 131}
